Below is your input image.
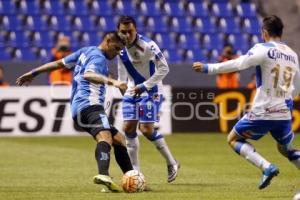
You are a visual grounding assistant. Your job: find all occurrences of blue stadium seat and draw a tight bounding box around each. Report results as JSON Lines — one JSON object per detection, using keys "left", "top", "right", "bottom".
{"left": 113, "top": 0, "right": 136, "bottom": 15}
{"left": 0, "top": 47, "right": 10, "bottom": 60}
{"left": 236, "top": 3, "right": 257, "bottom": 18}
{"left": 227, "top": 33, "right": 249, "bottom": 52}
{"left": 44, "top": 15, "right": 70, "bottom": 31}
{"left": 95, "top": 16, "right": 116, "bottom": 32}
{"left": 212, "top": 3, "right": 233, "bottom": 17}
{"left": 32, "top": 31, "right": 54, "bottom": 48}
{"left": 6, "top": 31, "right": 28, "bottom": 48}
{"left": 40, "top": 0, "right": 63, "bottom": 15}
{"left": 144, "top": 16, "right": 168, "bottom": 32}
{"left": 175, "top": 33, "right": 200, "bottom": 49}
{"left": 192, "top": 17, "right": 216, "bottom": 33}
{"left": 218, "top": 17, "right": 240, "bottom": 34}
{"left": 0, "top": 15, "right": 21, "bottom": 31}
{"left": 153, "top": 33, "right": 175, "bottom": 49}
{"left": 162, "top": 49, "right": 181, "bottom": 64}
{"left": 242, "top": 18, "right": 261, "bottom": 34}
{"left": 15, "top": 0, "right": 39, "bottom": 14}
{"left": 163, "top": 2, "right": 185, "bottom": 16}
{"left": 20, "top": 15, "right": 46, "bottom": 31}
{"left": 20, "top": 48, "right": 37, "bottom": 61}
{"left": 0, "top": 1, "right": 15, "bottom": 14}
{"left": 202, "top": 33, "right": 223, "bottom": 50}
{"left": 85, "top": 0, "right": 112, "bottom": 15}
{"left": 169, "top": 17, "right": 192, "bottom": 33}
{"left": 186, "top": 1, "right": 209, "bottom": 17}
{"left": 138, "top": 1, "right": 162, "bottom": 16}
{"left": 181, "top": 49, "right": 205, "bottom": 63}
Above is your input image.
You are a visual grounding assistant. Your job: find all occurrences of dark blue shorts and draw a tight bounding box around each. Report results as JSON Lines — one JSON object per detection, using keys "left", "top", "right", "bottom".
{"left": 122, "top": 94, "right": 163, "bottom": 123}
{"left": 233, "top": 116, "right": 294, "bottom": 145}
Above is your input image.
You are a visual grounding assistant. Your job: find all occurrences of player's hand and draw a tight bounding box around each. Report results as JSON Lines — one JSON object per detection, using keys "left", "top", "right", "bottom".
{"left": 113, "top": 80, "right": 127, "bottom": 92}
{"left": 133, "top": 84, "right": 147, "bottom": 96}
{"left": 16, "top": 72, "right": 34, "bottom": 86}
{"left": 192, "top": 62, "right": 204, "bottom": 72}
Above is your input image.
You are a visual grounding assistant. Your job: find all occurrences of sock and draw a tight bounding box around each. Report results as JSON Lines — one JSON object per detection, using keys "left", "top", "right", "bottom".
{"left": 148, "top": 131, "right": 176, "bottom": 166}
{"left": 95, "top": 141, "right": 111, "bottom": 175}
{"left": 287, "top": 149, "right": 300, "bottom": 169}
{"left": 114, "top": 144, "right": 134, "bottom": 173}
{"left": 234, "top": 140, "right": 270, "bottom": 170}
{"left": 125, "top": 132, "right": 140, "bottom": 171}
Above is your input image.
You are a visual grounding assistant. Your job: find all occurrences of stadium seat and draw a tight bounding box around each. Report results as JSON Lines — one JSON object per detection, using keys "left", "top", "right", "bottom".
{"left": 153, "top": 32, "right": 176, "bottom": 49}
{"left": 14, "top": 0, "right": 39, "bottom": 14}
{"left": 6, "top": 31, "right": 28, "bottom": 48}
{"left": 181, "top": 49, "right": 205, "bottom": 63}
{"left": 20, "top": 15, "right": 46, "bottom": 31}
{"left": 242, "top": 18, "right": 261, "bottom": 34}
{"left": 0, "top": 47, "right": 10, "bottom": 60}
{"left": 226, "top": 33, "right": 249, "bottom": 52}
{"left": 0, "top": 15, "right": 21, "bottom": 31}
{"left": 236, "top": 3, "right": 257, "bottom": 18}
{"left": 138, "top": 1, "right": 162, "bottom": 16}
{"left": 202, "top": 33, "right": 223, "bottom": 50}
{"left": 0, "top": 0, "right": 15, "bottom": 14}
{"left": 40, "top": 0, "right": 63, "bottom": 15}
{"left": 93, "top": 16, "right": 116, "bottom": 32}
{"left": 43, "top": 15, "right": 70, "bottom": 31}
{"left": 218, "top": 17, "right": 240, "bottom": 34}
{"left": 31, "top": 31, "right": 53, "bottom": 48}
{"left": 85, "top": 0, "right": 112, "bottom": 15}
{"left": 162, "top": 49, "right": 181, "bottom": 64}
{"left": 175, "top": 33, "right": 200, "bottom": 49}
{"left": 113, "top": 0, "right": 136, "bottom": 15}
{"left": 168, "top": 17, "right": 192, "bottom": 33}
{"left": 186, "top": 1, "right": 209, "bottom": 17}
{"left": 144, "top": 16, "right": 168, "bottom": 32}
{"left": 192, "top": 17, "right": 216, "bottom": 33}
{"left": 212, "top": 3, "right": 233, "bottom": 17}
{"left": 163, "top": 2, "right": 185, "bottom": 16}
{"left": 20, "top": 48, "right": 37, "bottom": 61}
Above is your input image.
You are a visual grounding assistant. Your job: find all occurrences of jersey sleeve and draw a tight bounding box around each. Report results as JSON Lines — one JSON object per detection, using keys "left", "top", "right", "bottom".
{"left": 84, "top": 55, "right": 107, "bottom": 76}
{"left": 117, "top": 56, "right": 128, "bottom": 82}
{"left": 62, "top": 49, "right": 82, "bottom": 69}
{"left": 206, "top": 44, "right": 266, "bottom": 74}
{"left": 292, "top": 57, "right": 300, "bottom": 98}
{"left": 143, "top": 41, "right": 169, "bottom": 89}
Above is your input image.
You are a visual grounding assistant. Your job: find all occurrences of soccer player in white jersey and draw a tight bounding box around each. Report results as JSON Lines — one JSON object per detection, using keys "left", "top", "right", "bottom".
{"left": 193, "top": 15, "right": 300, "bottom": 189}
{"left": 116, "top": 16, "right": 179, "bottom": 183}
{"left": 16, "top": 32, "right": 134, "bottom": 192}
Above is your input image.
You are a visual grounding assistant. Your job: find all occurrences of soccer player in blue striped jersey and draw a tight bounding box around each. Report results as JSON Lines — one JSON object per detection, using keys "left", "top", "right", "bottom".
{"left": 16, "top": 32, "right": 133, "bottom": 192}
{"left": 116, "top": 16, "right": 179, "bottom": 183}
{"left": 193, "top": 15, "right": 300, "bottom": 189}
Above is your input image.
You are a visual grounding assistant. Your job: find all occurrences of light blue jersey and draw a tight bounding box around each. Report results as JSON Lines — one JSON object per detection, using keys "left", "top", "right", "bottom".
{"left": 62, "top": 46, "right": 108, "bottom": 117}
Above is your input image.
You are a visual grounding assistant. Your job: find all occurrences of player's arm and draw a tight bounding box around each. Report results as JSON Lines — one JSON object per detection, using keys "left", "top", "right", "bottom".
{"left": 117, "top": 56, "right": 128, "bottom": 95}
{"left": 16, "top": 59, "right": 64, "bottom": 86}
{"left": 193, "top": 44, "right": 265, "bottom": 74}
{"left": 292, "top": 60, "right": 300, "bottom": 98}
{"left": 135, "top": 42, "right": 169, "bottom": 94}
{"left": 83, "top": 71, "right": 127, "bottom": 91}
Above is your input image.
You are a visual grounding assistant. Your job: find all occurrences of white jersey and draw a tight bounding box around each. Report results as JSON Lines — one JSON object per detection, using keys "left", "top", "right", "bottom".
{"left": 117, "top": 34, "right": 169, "bottom": 96}
{"left": 206, "top": 41, "right": 300, "bottom": 120}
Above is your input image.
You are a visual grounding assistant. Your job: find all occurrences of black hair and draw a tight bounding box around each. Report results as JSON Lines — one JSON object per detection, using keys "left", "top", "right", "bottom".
{"left": 103, "top": 31, "right": 126, "bottom": 45}
{"left": 262, "top": 15, "right": 284, "bottom": 37}
{"left": 117, "top": 15, "right": 136, "bottom": 29}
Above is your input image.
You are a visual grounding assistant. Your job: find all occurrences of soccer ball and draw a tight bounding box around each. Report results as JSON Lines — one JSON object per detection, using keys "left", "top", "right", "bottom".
{"left": 293, "top": 191, "right": 300, "bottom": 200}
{"left": 122, "top": 170, "right": 146, "bottom": 193}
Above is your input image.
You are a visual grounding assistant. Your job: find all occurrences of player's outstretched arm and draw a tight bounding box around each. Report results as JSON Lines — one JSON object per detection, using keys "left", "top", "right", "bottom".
{"left": 83, "top": 71, "right": 127, "bottom": 92}
{"left": 16, "top": 59, "right": 65, "bottom": 86}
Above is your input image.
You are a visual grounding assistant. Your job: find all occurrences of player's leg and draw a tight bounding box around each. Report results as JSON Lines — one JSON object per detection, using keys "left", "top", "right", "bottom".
{"left": 75, "top": 105, "right": 122, "bottom": 192}
{"left": 229, "top": 118, "right": 279, "bottom": 189}
{"left": 122, "top": 96, "right": 140, "bottom": 170}
{"left": 271, "top": 120, "right": 300, "bottom": 169}
{"left": 111, "top": 127, "right": 134, "bottom": 173}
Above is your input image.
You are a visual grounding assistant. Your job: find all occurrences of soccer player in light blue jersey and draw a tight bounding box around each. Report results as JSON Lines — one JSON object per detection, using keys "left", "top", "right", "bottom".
{"left": 193, "top": 15, "right": 300, "bottom": 189}
{"left": 117, "top": 16, "right": 179, "bottom": 183}
{"left": 16, "top": 32, "right": 133, "bottom": 192}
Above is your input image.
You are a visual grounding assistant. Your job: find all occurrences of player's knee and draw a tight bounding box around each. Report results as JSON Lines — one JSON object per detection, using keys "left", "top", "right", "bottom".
{"left": 123, "top": 123, "right": 137, "bottom": 134}
{"left": 139, "top": 124, "right": 154, "bottom": 137}
{"left": 113, "top": 132, "right": 126, "bottom": 146}
{"left": 277, "top": 144, "right": 289, "bottom": 157}
{"left": 95, "top": 131, "right": 113, "bottom": 145}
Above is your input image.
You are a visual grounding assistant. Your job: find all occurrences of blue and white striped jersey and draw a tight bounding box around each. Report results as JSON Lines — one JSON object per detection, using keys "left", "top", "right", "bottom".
{"left": 117, "top": 34, "right": 169, "bottom": 96}
{"left": 62, "top": 46, "right": 108, "bottom": 117}
{"left": 205, "top": 41, "right": 300, "bottom": 120}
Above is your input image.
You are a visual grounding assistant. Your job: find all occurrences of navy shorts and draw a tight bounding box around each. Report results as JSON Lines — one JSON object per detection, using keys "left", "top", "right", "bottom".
{"left": 73, "top": 105, "right": 118, "bottom": 138}
{"left": 233, "top": 115, "right": 294, "bottom": 145}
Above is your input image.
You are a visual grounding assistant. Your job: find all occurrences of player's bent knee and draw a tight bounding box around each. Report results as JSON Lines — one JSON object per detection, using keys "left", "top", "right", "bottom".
{"left": 139, "top": 124, "right": 154, "bottom": 135}
{"left": 113, "top": 132, "right": 126, "bottom": 146}
{"left": 123, "top": 121, "right": 138, "bottom": 134}
{"left": 95, "top": 130, "right": 113, "bottom": 145}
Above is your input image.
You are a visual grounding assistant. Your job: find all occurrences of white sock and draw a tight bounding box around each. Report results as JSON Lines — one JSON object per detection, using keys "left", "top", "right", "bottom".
{"left": 126, "top": 135, "right": 140, "bottom": 171}
{"left": 153, "top": 138, "right": 176, "bottom": 166}
{"left": 236, "top": 141, "right": 270, "bottom": 170}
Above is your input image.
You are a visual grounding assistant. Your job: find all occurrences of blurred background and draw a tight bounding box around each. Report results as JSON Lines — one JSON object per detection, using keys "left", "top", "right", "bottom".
{"left": 1, "top": 0, "right": 300, "bottom": 87}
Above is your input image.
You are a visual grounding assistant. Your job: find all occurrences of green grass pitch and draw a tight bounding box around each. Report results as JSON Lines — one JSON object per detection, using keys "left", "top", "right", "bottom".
{"left": 0, "top": 133, "right": 299, "bottom": 200}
